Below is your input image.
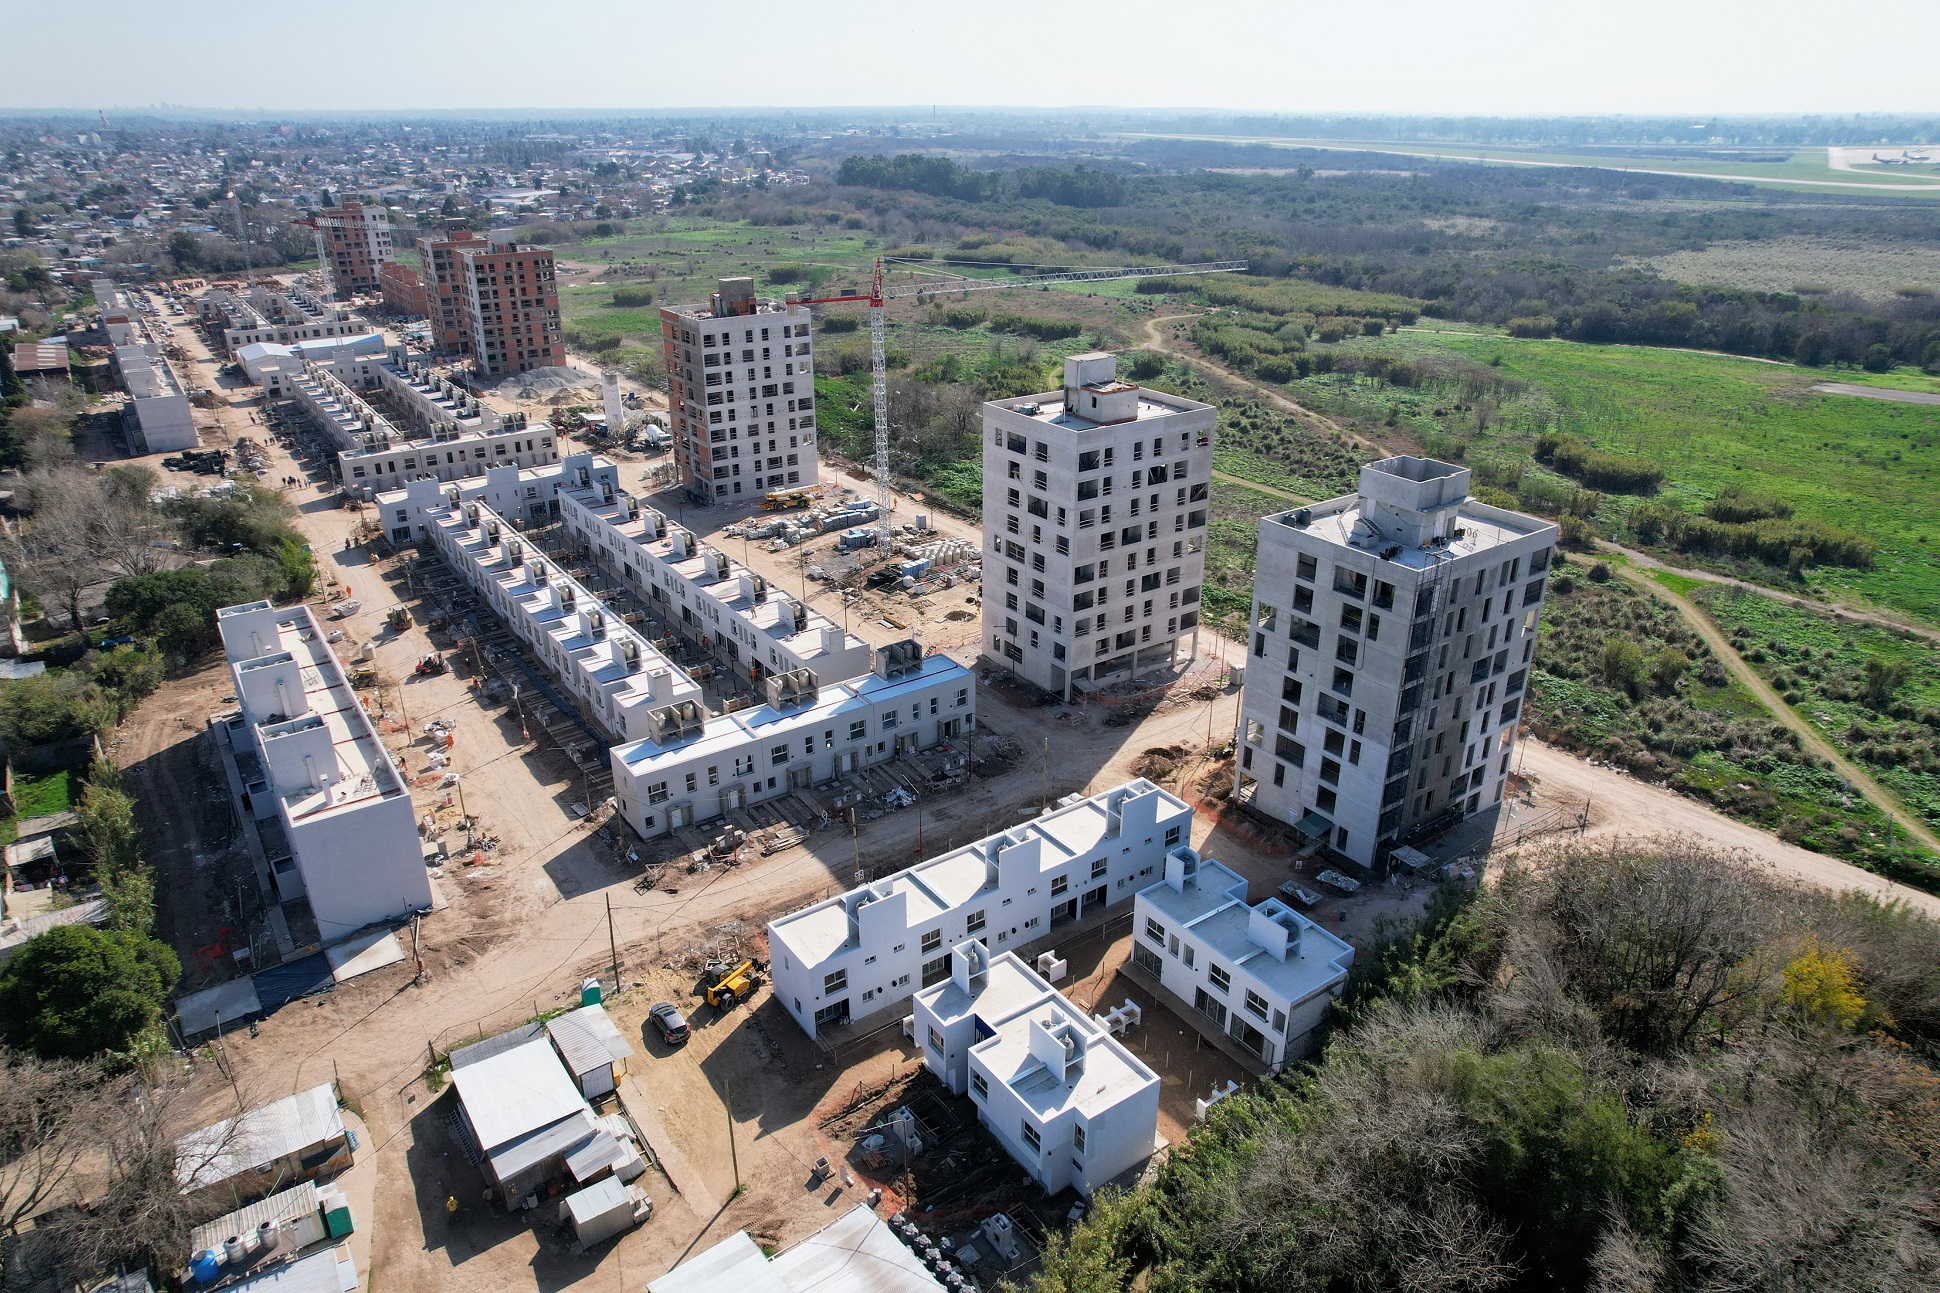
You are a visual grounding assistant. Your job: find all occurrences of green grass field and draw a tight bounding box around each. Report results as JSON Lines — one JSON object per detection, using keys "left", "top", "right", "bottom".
{"left": 1227, "top": 331, "right": 1940, "bottom": 625}
{"left": 1687, "top": 585, "right": 1940, "bottom": 840}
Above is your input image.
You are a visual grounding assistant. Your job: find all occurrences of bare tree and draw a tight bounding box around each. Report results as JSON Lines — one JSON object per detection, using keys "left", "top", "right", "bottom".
{"left": 0, "top": 1050, "right": 98, "bottom": 1275}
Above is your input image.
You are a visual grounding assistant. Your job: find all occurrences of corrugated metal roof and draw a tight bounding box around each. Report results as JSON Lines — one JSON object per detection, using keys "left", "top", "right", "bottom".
{"left": 176, "top": 1085, "right": 347, "bottom": 1192}
{"left": 546, "top": 1004, "right": 633, "bottom": 1077}
{"left": 651, "top": 1207, "right": 944, "bottom": 1293}
{"left": 769, "top": 1205, "right": 945, "bottom": 1293}
{"left": 450, "top": 1036, "right": 590, "bottom": 1151}
{"left": 649, "top": 1231, "right": 789, "bottom": 1293}
{"left": 191, "top": 1181, "right": 320, "bottom": 1256}
{"left": 449, "top": 1022, "right": 546, "bottom": 1070}
{"left": 486, "top": 1108, "right": 596, "bottom": 1186}
{"left": 563, "top": 1176, "right": 629, "bottom": 1227}
{"left": 227, "top": 1245, "right": 350, "bottom": 1293}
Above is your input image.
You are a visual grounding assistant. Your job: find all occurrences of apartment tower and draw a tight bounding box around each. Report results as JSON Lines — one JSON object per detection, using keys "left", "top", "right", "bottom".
{"left": 1233, "top": 457, "right": 1557, "bottom": 867}
{"left": 310, "top": 201, "right": 394, "bottom": 297}
{"left": 980, "top": 352, "right": 1216, "bottom": 701}
{"left": 660, "top": 277, "right": 819, "bottom": 503}
{"left": 415, "top": 224, "right": 565, "bottom": 378}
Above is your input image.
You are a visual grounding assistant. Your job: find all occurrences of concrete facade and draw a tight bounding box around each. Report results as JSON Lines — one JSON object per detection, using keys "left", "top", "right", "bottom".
{"left": 95, "top": 279, "right": 195, "bottom": 452}
{"left": 216, "top": 601, "right": 432, "bottom": 943}
{"left": 556, "top": 484, "right": 872, "bottom": 689}
{"left": 609, "top": 646, "right": 974, "bottom": 840}
{"left": 980, "top": 353, "right": 1216, "bottom": 701}
{"left": 378, "top": 260, "right": 429, "bottom": 318}
{"left": 661, "top": 277, "right": 819, "bottom": 502}
{"left": 769, "top": 780, "right": 1192, "bottom": 1039}
{"left": 199, "top": 283, "right": 365, "bottom": 354}
{"left": 1131, "top": 852, "right": 1353, "bottom": 1068}
{"left": 1233, "top": 457, "right": 1557, "bottom": 865}
{"left": 913, "top": 942, "right": 1161, "bottom": 1197}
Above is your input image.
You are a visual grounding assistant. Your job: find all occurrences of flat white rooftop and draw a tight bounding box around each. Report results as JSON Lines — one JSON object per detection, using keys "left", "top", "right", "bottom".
{"left": 772, "top": 779, "right": 1182, "bottom": 971}
{"left": 1139, "top": 858, "right": 1353, "bottom": 1005}
{"left": 1264, "top": 496, "right": 1550, "bottom": 569}
{"left": 989, "top": 388, "right": 1208, "bottom": 431}
{"left": 975, "top": 990, "right": 1157, "bottom": 1120}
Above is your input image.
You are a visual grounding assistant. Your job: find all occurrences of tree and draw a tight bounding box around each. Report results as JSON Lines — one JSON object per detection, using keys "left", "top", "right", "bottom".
{"left": 0, "top": 1049, "right": 98, "bottom": 1275}
{"left": 75, "top": 761, "right": 153, "bottom": 936}
{"left": 276, "top": 536, "right": 317, "bottom": 600}
{"left": 0, "top": 670, "right": 115, "bottom": 748}
{"left": 166, "top": 231, "right": 201, "bottom": 268}
{"left": 0, "top": 925, "right": 178, "bottom": 1060}
{"left": 1650, "top": 646, "right": 1690, "bottom": 692}
{"left": 1600, "top": 637, "right": 1645, "bottom": 694}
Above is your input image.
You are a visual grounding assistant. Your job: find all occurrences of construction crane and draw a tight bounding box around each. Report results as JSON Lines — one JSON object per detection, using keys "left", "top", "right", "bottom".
{"left": 790, "top": 257, "right": 1246, "bottom": 538}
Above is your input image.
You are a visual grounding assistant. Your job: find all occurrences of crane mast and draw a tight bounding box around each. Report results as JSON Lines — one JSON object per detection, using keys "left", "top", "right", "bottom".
{"left": 794, "top": 257, "right": 1245, "bottom": 540}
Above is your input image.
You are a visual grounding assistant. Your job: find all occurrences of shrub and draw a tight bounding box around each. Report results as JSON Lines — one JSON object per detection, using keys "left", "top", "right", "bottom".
{"left": 1507, "top": 315, "right": 1557, "bottom": 338}
{"left": 609, "top": 286, "right": 654, "bottom": 307}
{"left": 0, "top": 924, "right": 178, "bottom": 1059}
{"left": 819, "top": 314, "right": 860, "bottom": 333}
{"left": 988, "top": 313, "right": 1082, "bottom": 341}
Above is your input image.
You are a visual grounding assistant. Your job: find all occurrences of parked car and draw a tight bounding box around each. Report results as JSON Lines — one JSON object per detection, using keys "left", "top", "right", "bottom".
{"left": 648, "top": 1002, "right": 690, "bottom": 1046}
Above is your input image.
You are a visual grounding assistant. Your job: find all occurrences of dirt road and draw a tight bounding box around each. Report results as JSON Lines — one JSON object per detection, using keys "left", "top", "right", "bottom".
{"left": 1516, "top": 738, "right": 1940, "bottom": 916}
{"left": 1812, "top": 381, "right": 1940, "bottom": 405}
{"left": 1615, "top": 565, "right": 1940, "bottom": 856}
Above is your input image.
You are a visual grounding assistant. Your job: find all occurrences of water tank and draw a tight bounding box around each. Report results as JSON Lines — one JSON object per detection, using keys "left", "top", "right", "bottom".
{"left": 190, "top": 1251, "right": 223, "bottom": 1283}
{"left": 223, "top": 1235, "right": 249, "bottom": 1264}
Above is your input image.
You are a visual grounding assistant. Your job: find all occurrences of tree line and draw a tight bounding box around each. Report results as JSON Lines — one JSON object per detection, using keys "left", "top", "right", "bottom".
{"left": 836, "top": 154, "right": 1128, "bottom": 208}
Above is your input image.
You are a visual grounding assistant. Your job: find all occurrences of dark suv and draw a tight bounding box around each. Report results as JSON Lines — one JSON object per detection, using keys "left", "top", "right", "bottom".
{"left": 648, "top": 1002, "right": 690, "bottom": 1046}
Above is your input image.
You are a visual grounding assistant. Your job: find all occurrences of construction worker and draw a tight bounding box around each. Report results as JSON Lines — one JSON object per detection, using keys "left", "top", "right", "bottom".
{"left": 446, "top": 1194, "right": 459, "bottom": 1222}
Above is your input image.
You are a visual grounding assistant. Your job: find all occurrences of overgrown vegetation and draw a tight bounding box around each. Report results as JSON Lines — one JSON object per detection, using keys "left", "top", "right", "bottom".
{"left": 1033, "top": 838, "right": 1940, "bottom": 1292}
{"left": 1528, "top": 577, "right": 1937, "bottom": 882}
{"left": 1692, "top": 586, "right": 1940, "bottom": 837}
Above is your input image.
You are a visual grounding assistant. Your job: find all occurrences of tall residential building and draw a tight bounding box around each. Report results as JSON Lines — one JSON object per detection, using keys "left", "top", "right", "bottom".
{"left": 417, "top": 224, "right": 488, "bottom": 357}
{"left": 310, "top": 201, "right": 394, "bottom": 297}
{"left": 1233, "top": 457, "right": 1557, "bottom": 866}
{"left": 415, "top": 225, "right": 566, "bottom": 378}
{"left": 980, "top": 352, "right": 1216, "bottom": 701}
{"left": 660, "top": 277, "right": 820, "bottom": 503}
{"left": 455, "top": 240, "right": 566, "bottom": 378}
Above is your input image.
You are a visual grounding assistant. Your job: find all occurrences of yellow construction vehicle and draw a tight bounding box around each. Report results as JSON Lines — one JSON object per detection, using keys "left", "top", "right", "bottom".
{"left": 761, "top": 488, "right": 814, "bottom": 512}
{"left": 701, "top": 958, "right": 763, "bottom": 1009}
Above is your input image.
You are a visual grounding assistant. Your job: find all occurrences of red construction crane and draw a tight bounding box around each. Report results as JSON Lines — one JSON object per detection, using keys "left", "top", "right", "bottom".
{"left": 792, "top": 256, "right": 1246, "bottom": 537}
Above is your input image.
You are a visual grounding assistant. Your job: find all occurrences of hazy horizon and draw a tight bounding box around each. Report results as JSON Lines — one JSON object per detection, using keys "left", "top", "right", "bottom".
{"left": 10, "top": 0, "right": 1936, "bottom": 117}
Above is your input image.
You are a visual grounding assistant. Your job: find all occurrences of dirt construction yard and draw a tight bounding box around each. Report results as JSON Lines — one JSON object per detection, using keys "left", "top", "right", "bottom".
{"left": 120, "top": 298, "right": 1940, "bottom": 1292}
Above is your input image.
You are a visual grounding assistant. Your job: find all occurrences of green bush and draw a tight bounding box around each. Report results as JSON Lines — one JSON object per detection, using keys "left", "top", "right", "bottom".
{"left": 988, "top": 313, "right": 1081, "bottom": 341}
{"left": 609, "top": 286, "right": 654, "bottom": 307}
{"left": 0, "top": 924, "right": 178, "bottom": 1059}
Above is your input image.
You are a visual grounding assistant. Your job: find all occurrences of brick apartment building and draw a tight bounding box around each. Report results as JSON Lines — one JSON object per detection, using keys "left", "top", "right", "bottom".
{"left": 416, "top": 224, "right": 565, "bottom": 378}
{"left": 378, "top": 261, "right": 429, "bottom": 318}
{"left": 310, "top": 201, "right": 394, "bottom": 297}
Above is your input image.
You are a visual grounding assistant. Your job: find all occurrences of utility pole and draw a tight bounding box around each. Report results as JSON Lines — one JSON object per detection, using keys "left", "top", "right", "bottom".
{"left": 851, "top": 807, "right": 862, "bottom": 885}
{"left": 606, "top": 893, "right": 621, "bottom": 992}
{"left": 724, "top": 1078, "right": 741, "bottom": 1197}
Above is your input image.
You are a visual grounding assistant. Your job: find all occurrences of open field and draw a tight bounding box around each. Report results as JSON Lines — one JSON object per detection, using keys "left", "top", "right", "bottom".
{"left": 1626, "top": 235, "right": 1940, "bottom": 302}
{"left": 1117, "top": 133, "right": 1940, "bottom": 196}
{"left": 1527, "top": 571, "right": 1937, "bottom": 884}
{"left": 1686, "top": 584, "right": 1940, "bottom": 839}
{"left": 1192, "top": 327, "right": 1940, "bottom": 624}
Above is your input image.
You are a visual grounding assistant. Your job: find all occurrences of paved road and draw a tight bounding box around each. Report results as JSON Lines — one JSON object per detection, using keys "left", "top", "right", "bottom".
{"left": 1615, "top": 564, "right": 1940, "bottom": 857}
{"left": 1811, "top": 382, "right": 1940, "bottom": 406}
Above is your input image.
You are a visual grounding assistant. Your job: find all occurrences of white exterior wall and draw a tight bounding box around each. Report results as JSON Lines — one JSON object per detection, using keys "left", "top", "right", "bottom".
{"left": 217, "top": 601, "right": 431, "bottom": 942}
{"left": 1131, "top": 854, "right": 1353, "bottom": 1067}
{"left": 1234, "top": 458, "right": 1558, "bottom": 865}
{"left": 912, "top": 944, "right": 1161, "bottom": 1198}
{"left": 980, "top": 354, "right": 1216, "bottom": 701}
{"left": 769, "top": 780, "right": 1192, "bottom": 1039}
{"left": 609, "top": 652, "right": 974, "bottom": 839}
{"left": 424, "top": 500, "right": 700, "bottom": 744}
{"left": 662, "top": 296, "right": 820, "bottom": 501}
{"left": 556, "top": 487, "right": 873, "bottom": 686}
{"left": 373, "top": 454, "right": 620, "bottom": 543}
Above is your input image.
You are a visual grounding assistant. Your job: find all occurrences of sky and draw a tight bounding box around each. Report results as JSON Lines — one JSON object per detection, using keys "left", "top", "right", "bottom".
{"left": 8, "top": 0, "right": 1936, "bottom": 117}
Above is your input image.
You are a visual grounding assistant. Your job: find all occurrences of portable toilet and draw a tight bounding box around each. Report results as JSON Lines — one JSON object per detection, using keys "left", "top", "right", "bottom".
{"left": 580, "top": 977, "right": 602, "bottom": 1007}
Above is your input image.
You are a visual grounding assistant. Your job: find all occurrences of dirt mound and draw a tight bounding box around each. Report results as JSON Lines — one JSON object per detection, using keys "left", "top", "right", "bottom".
{"left": 1131, "top": 744, "right": 1192, "bottom": 781}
